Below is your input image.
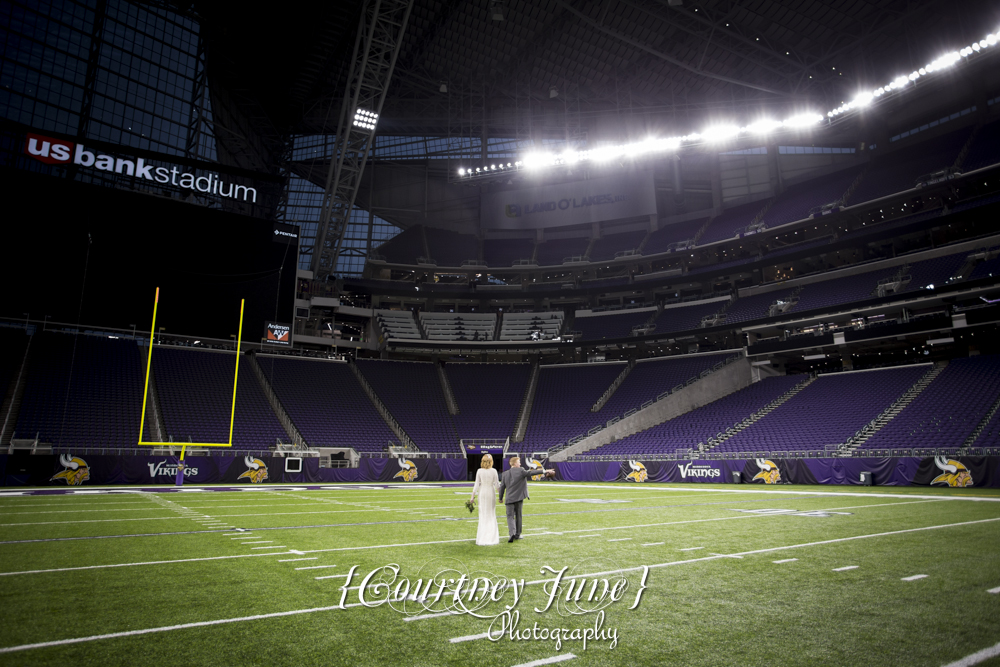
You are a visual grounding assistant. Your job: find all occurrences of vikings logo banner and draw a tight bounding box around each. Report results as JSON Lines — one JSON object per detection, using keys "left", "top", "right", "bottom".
{"left": 50, "top": 454, "right": 90, "bottom": 486}
{"left": 237, "top": 456, "right": 269, "bottom": 484}
{"left": 625, "top": 461, "right": 648, "bottom": 483}
{"left": 526, "top": 458, "right": 548, "bottom": 481}
{"left": 739, "top": 459, "right": 819, "bottom": 485}
{"left": 912, "top": 457, "right": 993, "bottom": 487}
{"left": 393, "top": 457, "right": 418, "bottom": 482}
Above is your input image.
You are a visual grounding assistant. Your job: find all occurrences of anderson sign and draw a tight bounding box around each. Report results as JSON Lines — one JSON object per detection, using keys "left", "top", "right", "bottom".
{"left": 24, "top": 132, "right": 257, "bottom": 203}
{"left": 480, "top": 170, "right": 656, "bottom": 230}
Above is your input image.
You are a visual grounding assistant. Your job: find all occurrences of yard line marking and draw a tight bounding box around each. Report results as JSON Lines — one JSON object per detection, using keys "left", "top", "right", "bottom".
{"left": 607, "top": 538, "right": 632, "bottom": 542}
{"left": 314, "top": 574, "right": 349, "bottom": 580}
{"left": 295, "top": 565, "right": 338, "bottom": 571}
{"left": 641, "top": 542, "right": 664, "bottom": 547}
{"left": 230, "top": 536, "right": 257, "bottom": 540}
{"left": 773, "top": 558, "right": 798, "bottom": 564}
{"left": 278, "top": 558, "right": 317, "bottom": 563}
{"left": 0, "top": 552, "right": 291, "bottom": 577}
{"left": 240, "top": 541, "right": 273, "bottom": 545}
{"left": 251, "top": 546, "right": 285, "bottom": 550}
{"left": 576, "top": 535, "right": 600, "bottom": 538}
{"left": 511, "top": 654, "right": 577, "bottom": 667}
{"left": 901, "top": 574, "right": 928, "bottom": 581}
{"left": 403, "top": 611, "right": 457, "bottom": 622}
{"left": 678, "top": 547, "right": 704, "bottom": 551}
{"left": 941, "top": 639, "right": 1000, "bottom": 667}
{"left": 710, "top": 553, "right": 743, "bottom": 559}
{"left": 988, "top": 586, "right": 1000, "bottom": 594}
{"left": 832, "top": 566, "right": 859, "bottom": 572}
{"left": 449, "top": 632, "right": 489, "bottom": 643}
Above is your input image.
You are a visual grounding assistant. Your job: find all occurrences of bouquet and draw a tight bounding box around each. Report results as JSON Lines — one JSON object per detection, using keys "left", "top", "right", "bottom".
{"left": 464, "top": 498, "right": 476, "bottom": 513}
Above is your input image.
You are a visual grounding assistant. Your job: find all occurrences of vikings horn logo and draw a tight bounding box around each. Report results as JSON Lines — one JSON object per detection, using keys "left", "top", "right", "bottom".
{"left": 752, "top": 458, "right": 781, "bottom": 485}
{"left": 51, "top": 454, "right": 90, "bottom": 486}
{"left": 393, "top": 457, "right": 418, "bottom": 482}
{"left": 526, "top": 458, "right": 546, "bottom": 481}
{"left": 238, "top": 456, "right": 269, "bottom": 484}
{"left": 931, "top": 457, "right": 973, "bottom": 488}
{"left": 626, "top": 460, "right": 648, "bottom": 483}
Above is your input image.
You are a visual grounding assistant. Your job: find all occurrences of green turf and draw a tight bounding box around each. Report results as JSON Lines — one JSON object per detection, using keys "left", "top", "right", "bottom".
{"left": 0, "top": 482, "right": 997, "bottom": 666}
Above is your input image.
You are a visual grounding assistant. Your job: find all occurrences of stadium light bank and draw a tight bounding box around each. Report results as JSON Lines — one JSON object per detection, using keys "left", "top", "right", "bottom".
{"left": 456, "top": 29, "right": 1000, "bottom": 181}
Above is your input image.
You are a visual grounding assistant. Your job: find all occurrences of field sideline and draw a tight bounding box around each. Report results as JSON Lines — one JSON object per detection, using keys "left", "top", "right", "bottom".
{"left": 0, "top": 482, "right": 998, "bottom": 667}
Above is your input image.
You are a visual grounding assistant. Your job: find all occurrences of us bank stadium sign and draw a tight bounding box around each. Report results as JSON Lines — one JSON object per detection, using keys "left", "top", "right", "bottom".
{"left": 480, "top": 170, "right": 657, "bottom": 230}
{"left": 22, "top": 130, "right": 259, "bottom": 203}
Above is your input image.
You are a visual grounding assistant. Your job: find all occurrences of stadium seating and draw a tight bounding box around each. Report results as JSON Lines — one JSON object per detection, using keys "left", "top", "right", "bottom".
{"left": 521, "top": 362, "right": 625, "bottom": 450}
{"left": 860, "top": 356, "right": 1000, "bottom": 450}
{"left": 790, "top": 266, "right": 899, "bottom": 313}
{"left": 589, "top": 230, "right": 647, "bottom": 261}
{"left": 446, "top": 362, "right": 531, "bottom": 441}
{"left": 0, "top": 328, "right": 29, "bottom": 416}
{"left": 419, "top": 312, "right": 496, "bottom": 341}
{"left": 642, "top": 218, "right": 707, "bottom": 255}
{"left": 424, "top": 227, "right": 480, "bottom": 266}
{"left": 898, "top": 251, "right": 969, "bottom": 293}
{"left": 355, "top": 359, "right": 459, "bottom": 452}
{"left": 14, "top": 333, "right": 143, "bottom": 447}
{"left": 760, "top": 165, "right": 862, "bottom": 228}
{"left": 969, "top": 254, "right": 1000, "bottom": 280}
{"left": 717, "top": 365, "right": 929, "bottom": 452}
{"left": 484, "top": 238, "right": 535, "bottom": 267}
{"left": 724, "top": 288, "right": 797, "bottom": 324}
{"left": 153, "top": 348, "right": 286, "bottom": 448}
{"left": 698, "top": 200, "right": 768, "bottom": 245}
{"left": 847, "top": 126, "right": 972, "bottom": 205}
{"left": 574, "top": 308, "right": 656, "bottom": 340}
{"left": 262, "top": 357, "right": 396, "bottom": 451}
{"left": 585, "top": 375, "right": 804, "bottom": 457}
{"left": 376, "top": 310, "right": 421, "bottom": 340}
{"left": 535, "top": 237, "right": 590, "bottom": 266}
{"left": 596, "top": 352, "right": 735, "bottom": 420}
{"left": 499, "top": 311, "right": 564, "bottom": 340}
{"left": 651, "top": 300, "right": 727, "bottom": 334}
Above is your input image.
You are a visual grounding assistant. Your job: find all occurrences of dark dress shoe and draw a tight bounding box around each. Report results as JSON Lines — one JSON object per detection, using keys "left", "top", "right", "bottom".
{"left": 508, "top": 536, "right": 516, "bottom": 543}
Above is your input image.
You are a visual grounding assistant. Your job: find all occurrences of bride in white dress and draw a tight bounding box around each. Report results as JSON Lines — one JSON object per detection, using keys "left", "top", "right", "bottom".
{"left": 471, "top": 454, "right": 500, "bottom": 546}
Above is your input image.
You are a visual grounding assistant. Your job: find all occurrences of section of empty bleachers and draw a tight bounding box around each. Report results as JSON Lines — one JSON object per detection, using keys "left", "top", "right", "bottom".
{"left": 419, "top": 312, "right": 496, "bottom": 341}
{"left": 586, "top": 375, "right": 804, "bottom": 457}
{"left": 153, "top": 348, "right": 286, "bottom": 448}
{"left": 262, "top": 357, "right": 396, "bottom": 451}
{"left": 847, "top": 126, "right": 973, "bottom": 205}
{"left": 535, "top": 237, "right": 590, "bottom": 266}
{"left": 499, "top": 311, "right": 564, "bottom": 340}
{"left": 376, "top": 310, "right": 421, "bottom": 340}
{"left": 698, "top": 200, "right": 768, "bottom": 245}
{"left": 652, "top": 300, "right": 726, "bottom": 334}
{"left": 898, "top": 251, "right": 969, "bottom": 293}
{"left": 717, "top": 365, "right": 929, "bottom": 452}
{"left": 484, "top": 238, "right": 535, "bottom": 267}
{"left": 790, "top": 266, "right": 898, "bottom": 313}
{"left": 446, "top": 363, "right": 531, "bottom": 441}
{"left": 574, "top": 308, "right": 656, "bottom": 341}
{"left": 642, "top": 218, "right": 707, "bottom": 255}
{"left": 521, "top": 362, "right": 626, "bottom": 450}
{"left": 760, "top": 166, "right": 862, "bottom": 228}
{"left": 959, "top": 118, "right": 1000, "bottom": 173}
{"left": 860, "top": 356, "right": 1000, "bottom": 451}
{"left": 424, "top": 227, "right": 480, "bottom": 266}
{"left": 0, "top": 328, "right": 29, "bottom": 415}
{"left": 372, "top": 225, "right": 425, "bottom": 264}
{"left": 589, "top": 230, "right": 647, "bottom": 261}
{"left": 355, "top": 359, "right": 458, "bottom": 452}
{"left": 725, "top": 288, "right": 797, "bottom": 324}
{"left": 597, "top": 352, "right": 735, "bottom": 420}
{"left": 14, "top": 333, "right": 143, "bottom": 447}
{"left": 969, "top": 254, "right": 1000, "bottom": 280}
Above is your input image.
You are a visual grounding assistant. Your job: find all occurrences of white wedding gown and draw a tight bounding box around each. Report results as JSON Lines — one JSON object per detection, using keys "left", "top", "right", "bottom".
{"left": 471, "top": 467, "right": 500, "bottom": 546}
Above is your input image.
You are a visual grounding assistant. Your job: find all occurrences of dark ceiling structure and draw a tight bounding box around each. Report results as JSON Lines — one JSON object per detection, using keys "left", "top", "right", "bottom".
{"left": 197, "top": 0, "right": 1000, "bottom": 141}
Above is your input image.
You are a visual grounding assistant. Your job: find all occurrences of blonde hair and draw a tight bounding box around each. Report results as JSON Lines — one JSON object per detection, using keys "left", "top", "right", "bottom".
{"left": 481, "top": 454, "right": 493, "bottom": 469}
{"left": 510, "top": 456, "right": 520, "bottom": 466}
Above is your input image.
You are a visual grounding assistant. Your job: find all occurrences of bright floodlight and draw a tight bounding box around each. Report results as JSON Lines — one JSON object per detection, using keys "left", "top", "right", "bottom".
{"left": 353, "top": 108, "right": 378, "bottom": 131}
{"left": 783, "top": 113, "right": 823, "bottom": 128}
{"left": 746, "top": 119, "right": 782, "bottom": 134}
{"left": 458, "top": 168, "right": 465, "bottom": 175}
{"left": 702, "top": 125, "right": 740, "bottom": 142}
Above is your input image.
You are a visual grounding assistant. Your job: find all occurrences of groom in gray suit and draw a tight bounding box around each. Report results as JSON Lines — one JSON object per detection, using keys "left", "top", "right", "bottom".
{"left": 499, "top": 456, "right": 554, "bottom": 543}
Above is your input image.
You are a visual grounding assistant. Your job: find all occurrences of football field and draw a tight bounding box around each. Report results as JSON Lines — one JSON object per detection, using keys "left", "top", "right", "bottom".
{"left": 0, "top": 482, "right": 998, "bottom": 667}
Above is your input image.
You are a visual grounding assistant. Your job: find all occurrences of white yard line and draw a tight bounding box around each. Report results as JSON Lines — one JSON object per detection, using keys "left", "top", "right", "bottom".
{"left": 511, "top": 654, "right": 577, "bottom": 667}
{"left": 988, "top": 586, "right": 1000, "bottom": 594}
{"left": 0, "top": 552, "right": 290, "bottom": 577}
{"left": 678, "top": 547, "right": 704, "bottom": 551}
{"left": 832, "top": 566, "right": 859, "bottom": 571}
{"left": 314, "top": 574, "right": 349, "bottom": 580}
{"left": 250, "top": 546, "right": 285, "bottom": 550}
{"left": 773, "top": 558, "right": 798, "bottom": 564}
{"left": 901, "top": 574, "right": 928, "bottom": 581}
{"left": 278, "top": 558, "right": 317, "bottom": 563}
{"left": 641, "top": 542, "right": 665, "bottom": 546}
{"left": 941, "top": 640, "right": 1000, "bottom": 667}
{"left": 449, "top": 632, "right": 489, "bottom": 643}
{"left": 240, "top": 541, "right": 273, "bottom": 545}
{"left": 403, "top": 611, "right": 457, "bottom": 622}
{"left": 295, "top": 565, "right": 338, "bottom": 571}
{"left": 607, "top": 538, "right": 632, "bottom": 542}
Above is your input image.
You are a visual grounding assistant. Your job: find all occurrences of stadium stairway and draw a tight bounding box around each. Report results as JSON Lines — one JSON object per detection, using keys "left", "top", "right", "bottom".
{"left": 839, "top": 362, "right": 945, "bottom": 455}
{"left": 143, "top": 357, "right": 168, "bottom": 443}
{"left": 512, "top": 362, "right": 540, "bottom": 444}
{"left": 0, "top": 331, "right": 33, "bottom": 447}
{"left": 437, "top": 362, "right": 460, "bottom": 415}
{"left": 591, "top": 359, "right": 636, "bottom": 413}
{"left": 249, "top": 352, "right": 307, "bottom": 447}
{"left": 701, "top": 375, "right": 816, "bottom": 453}
{"left": 347, "top": 358, "right": 417, "bottom": 449}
